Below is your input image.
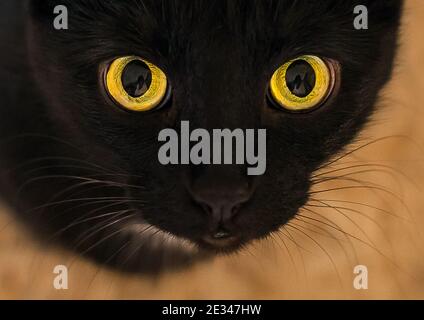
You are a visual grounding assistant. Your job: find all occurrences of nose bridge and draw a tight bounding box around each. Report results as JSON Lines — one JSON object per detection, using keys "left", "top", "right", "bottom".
{"left": 191, "top": 165, "right": 250, "bottom": 196}
{"left": 188, "top": 40, "right": 251, "bottom": 129}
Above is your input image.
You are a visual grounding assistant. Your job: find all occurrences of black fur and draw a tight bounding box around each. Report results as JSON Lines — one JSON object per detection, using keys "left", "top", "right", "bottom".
{"left": 0, "top": 0, "right": 403, "bottom": 273}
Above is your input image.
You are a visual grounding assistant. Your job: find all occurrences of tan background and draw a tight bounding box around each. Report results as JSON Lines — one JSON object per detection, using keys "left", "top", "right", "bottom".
{"left": 1, "top": 0, "right": 424, "bottom": 299}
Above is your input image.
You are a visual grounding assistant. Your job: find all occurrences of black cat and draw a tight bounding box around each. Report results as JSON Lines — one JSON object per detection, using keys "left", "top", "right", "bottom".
{"left": 0, "top": 0, "right": 403, "bottom": 273}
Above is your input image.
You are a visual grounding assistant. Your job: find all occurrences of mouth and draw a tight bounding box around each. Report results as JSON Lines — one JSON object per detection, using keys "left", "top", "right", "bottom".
{"left": 197, "top": 230, "right": 245, "bottom": 252}
{"left": 127, "top": 218, "right": 245, "bottom": 254}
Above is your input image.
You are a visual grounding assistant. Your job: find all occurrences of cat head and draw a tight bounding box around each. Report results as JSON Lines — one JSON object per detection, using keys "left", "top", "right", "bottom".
{"left": 26, "top": 0, "right": 403, "bottom": 269}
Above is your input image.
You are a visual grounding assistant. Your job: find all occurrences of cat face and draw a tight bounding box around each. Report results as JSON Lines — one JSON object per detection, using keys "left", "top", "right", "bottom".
{"left": 26, "top": 0, "right": 402, "bottom": 271}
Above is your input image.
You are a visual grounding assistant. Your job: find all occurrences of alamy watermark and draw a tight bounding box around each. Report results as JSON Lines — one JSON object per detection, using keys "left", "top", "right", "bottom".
{"left": 53, "top": 5, "right": 68, "bottom": 30}
{"left": 354, "top": 5, "right": 369, "bottom": 30}
{"left": 53, "top": 265, "right": 69, "bottom": 290}
{"left": 158, "top": 121, "right": 267, "bottom": 176}
{"left": 353, "top": 265, "right": 369, "bottom": 290}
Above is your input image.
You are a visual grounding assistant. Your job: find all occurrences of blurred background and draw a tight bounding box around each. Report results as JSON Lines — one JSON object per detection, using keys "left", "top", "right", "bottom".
{"left": 1, "top": 0, "right": 424, "bottom": 299}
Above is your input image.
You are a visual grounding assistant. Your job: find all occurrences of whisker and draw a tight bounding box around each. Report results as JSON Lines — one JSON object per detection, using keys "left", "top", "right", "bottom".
{"left": 309, "top": 184, "right": 414, "bottom": 220}
{"left": 313, "top": 169, "right": 407, "bottom": 191}
{"left": 286, "top": 223, "right": 344, "bottom": 289}
{"left": 73, "top": 212, "right": 136, "bottom": 253}
{"left": 305, "top": 200, "right": 376, "bottom": 247}
{"left": 291, "top": 218, "right": 354, "bottom": 266}
{"left": 280, "top": 226, "right": 310, "bottom": 281}
{"left": 313, "top": 163, "right": 419, "bottom": 190}
{"left": 272, "top": 230, "right": 298, "bottom": 277}
{"left": 49, "top": 205, "right": 136, "bottom": 240}
{"left": 279, "top": 226, "right": 314, "bottom": 255}
{"left": 299, "top": 208, "right": 367, "bottom": 247}
{"left": 316, "top": 135, "right": 417, "bottom": 172}
{"left": 25, "top": 196, "right": 135, "bottom": 214}
{"left": 309, "top": 198, "right": 409, "bottom": 221}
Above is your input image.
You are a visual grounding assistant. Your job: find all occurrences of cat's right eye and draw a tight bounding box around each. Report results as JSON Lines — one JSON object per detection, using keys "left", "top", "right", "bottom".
{"left": 104, "top": 56, "right": 169, "bottom": 112}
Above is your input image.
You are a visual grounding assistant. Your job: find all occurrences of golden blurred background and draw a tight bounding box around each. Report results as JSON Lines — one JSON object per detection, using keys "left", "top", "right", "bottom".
{"left": 1, "top": 0, "right": 424, "bottom": 299}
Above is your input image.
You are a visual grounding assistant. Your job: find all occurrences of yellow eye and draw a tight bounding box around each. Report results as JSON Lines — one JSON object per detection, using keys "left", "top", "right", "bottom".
{"left": 105, "top": 56, "right": 168, "bottom": 112}
{"left": 269, "top": 55, "right": 336, "bottom": 112}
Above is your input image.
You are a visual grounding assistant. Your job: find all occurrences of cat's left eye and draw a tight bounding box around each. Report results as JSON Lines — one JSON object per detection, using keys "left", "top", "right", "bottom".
{"left": 268, "top": 55, "right": 338, "bottom": 112}
{"left": 105, "top": 56, "right": 169, "bottom": 112}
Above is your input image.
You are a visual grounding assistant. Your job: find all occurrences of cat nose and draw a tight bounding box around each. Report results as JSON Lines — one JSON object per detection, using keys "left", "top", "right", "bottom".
{"left": 187, "top": 166, "right": 254, "bottom": 244}
{"left": 191, "top": 185, "right": 252, "bottom": 238}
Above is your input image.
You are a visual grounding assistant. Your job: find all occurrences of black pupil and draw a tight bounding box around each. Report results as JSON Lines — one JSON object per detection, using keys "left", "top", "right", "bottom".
{"left": 121, "top": 60, "right": 152, "bottom": 97}
{"left": 285, "top": 60, "right": 316, "bottom": 98}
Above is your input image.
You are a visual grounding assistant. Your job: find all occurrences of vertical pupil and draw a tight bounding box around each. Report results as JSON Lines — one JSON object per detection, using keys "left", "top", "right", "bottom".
{"left": 285, "top": 60, "right": 316, "bottom": 98}
{"left": 121, "top": 60, "right": 152, "bottom": 97}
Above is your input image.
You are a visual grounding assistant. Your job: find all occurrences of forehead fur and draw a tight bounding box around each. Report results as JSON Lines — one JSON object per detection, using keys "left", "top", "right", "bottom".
{"left": 31, "top": 0, "right": 403, "bottom": 44}
{"left": 30, "top": 0, "right": 403, "bottom": 73}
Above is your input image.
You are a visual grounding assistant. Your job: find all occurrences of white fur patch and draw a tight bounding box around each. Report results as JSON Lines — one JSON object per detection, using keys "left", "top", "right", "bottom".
{"left": 123, "top": 222, "right": 199, "bottom": 256}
